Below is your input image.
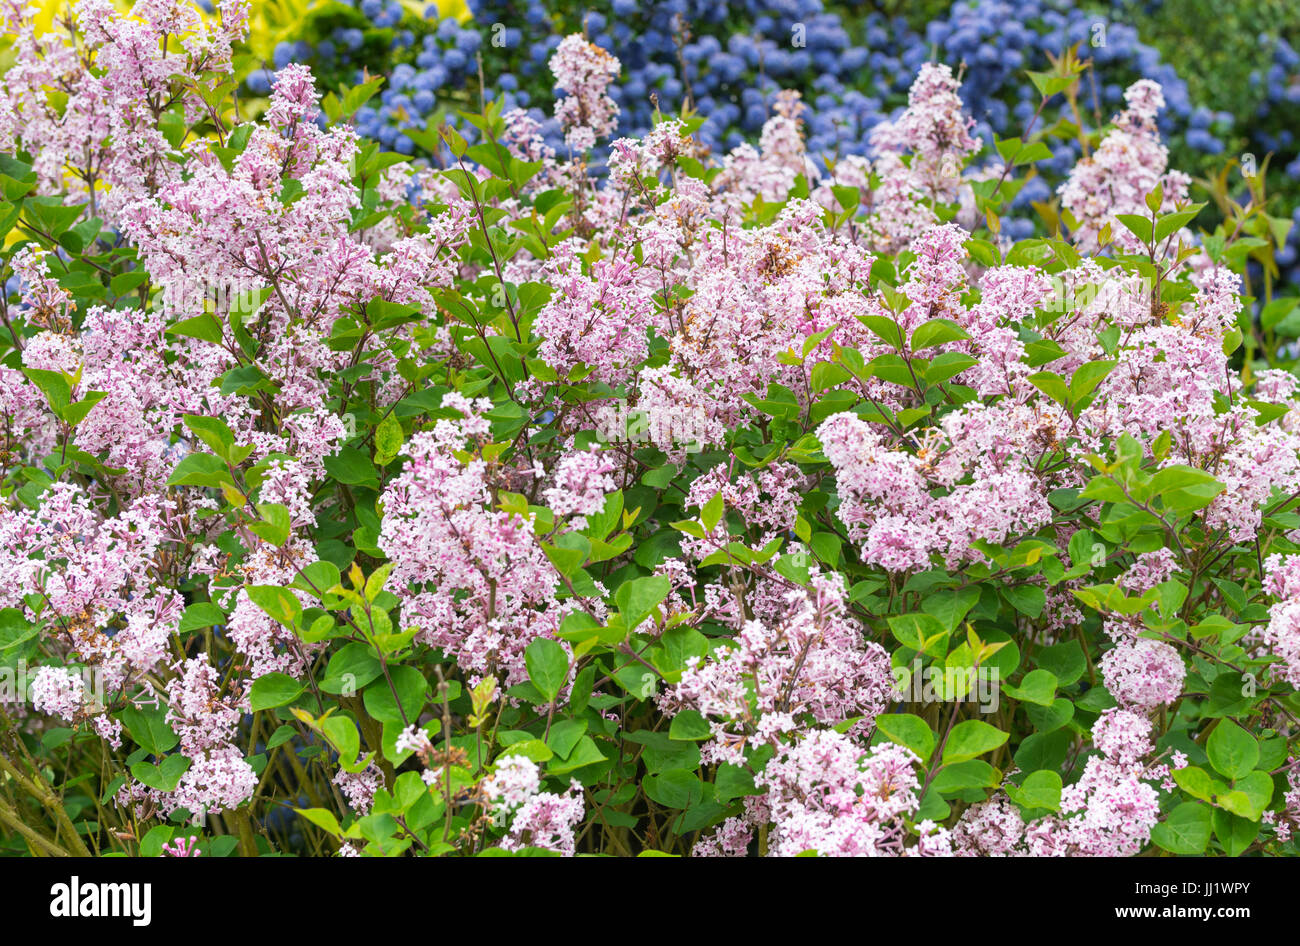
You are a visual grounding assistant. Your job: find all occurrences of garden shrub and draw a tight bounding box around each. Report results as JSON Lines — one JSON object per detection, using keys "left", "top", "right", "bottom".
{"left": 0, "top": 0, "right": 1297, "bottom": 858}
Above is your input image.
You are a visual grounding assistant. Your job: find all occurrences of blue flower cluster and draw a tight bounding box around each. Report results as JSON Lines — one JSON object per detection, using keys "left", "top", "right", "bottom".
{"left": 352, "top": 9, "right": 495, "bottom": 155}
{"left": 1241, "top": 36, "right": 1300, "bottom": 284}
{"left": 334, "top": 2, "right": 1194, "bottom": 238}
{"left": 261, "top": 0, "right": 1298, "bottom": 285}
{"left": 284, "top": 1, "right": 1232, "bottom": 169}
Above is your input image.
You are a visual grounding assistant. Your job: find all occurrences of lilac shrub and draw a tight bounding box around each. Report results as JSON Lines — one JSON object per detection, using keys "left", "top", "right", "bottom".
{"left": 0, "top": 0, "right": 1297, "bottom": 857}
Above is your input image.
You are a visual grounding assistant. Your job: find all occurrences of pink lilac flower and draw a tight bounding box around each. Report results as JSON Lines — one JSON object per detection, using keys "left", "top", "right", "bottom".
{"left": 1091, "top": 708, "right": 1155, "bottom": 765}
{"left": 483, "top": 758, "right": 585, "bottom": 857}
{"left": 1058, "top": 79, "right": 1193, "bottom": 255}
{"left": 1119, "top": 548, "right": 1181, "bottom": 594}
{"left": 481, "top": 754, "right": 543, "bottom": 815}
{"left": 170, "top": 744, "right": 258, "bottom": 815}
{"left": 334, "top": 763, "right": 383, "bottom": 815}
{"left": 160, "top": 835, "right": 202, "bottom": 857}
{"left": 1099, "top": 638, "right": 1186, "bottom": 709}
{"left": 662, "top": 569, "right": 894, "bottom": 766}
{"left": 378, "top": 395, "right": 573, "bottom": 688}
{"left": 746, "top": 733, "right": 944, "bottom": 857}
{"left": 29, "top": 666, "right": 86, "bottom": 720}
{"left": 548, "top": 35, "right": 620, "bottom": 151}
{"left": 952, "top": 796, "right": 1026, "bottom": 857}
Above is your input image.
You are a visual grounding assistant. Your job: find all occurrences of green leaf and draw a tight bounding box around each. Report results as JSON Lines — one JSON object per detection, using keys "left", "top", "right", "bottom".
{"left": 0, "top": 608, "right": 38, "bottom": 651}
{"left": 642, "top": 769, "right": 703, "bottom": 809}
{"left": 919, "top": 586, "right": 980, "bottom": 633}
{"left": 1002, "top": 669, "right": 1057, "bottom": 706}
{"left": 810, "top": 361, "right": 850, "bottom": 392}
{"left": 110, "top": 270, "right": 148, "bottom": 297}
{"left": 296, "top": 807, "right": 342, "bottom": 836}
{"left": 668, "top": 709, "right": 712, "bottom": 742}
{"left": 177, "top": 602, "right": 226, "bottom": 634}
{"left": 1151, "top": 802, "right": 1212, "bottom": 855}
{"left": 374, "top": 413, "right": 404, "bottom": 459}
{"left": 700, "top": 491, "right": 724, "bottom": 534}
{"left": 1261, "top": 297, "right": 1299, "bottom": 330}
{"left": 1013, "top": 141, "right": 1052, "bottom": 164}
{"left": 1206, "top": 720, "right": 1258, "bottom": 780}
{"left": 183, "top": 414, "right": 235, "bottom": 459}
{"left": 545, "top": 720, "right": 587, "bottom": 758}
{"left": 1003, "top": 584, "right": 1046, "bottom": 618}
{"left": 320, "top": 642, "right": 383, "bottom": 694}
{"left": 942, "top": 720, "right": 1009, "bottom": 765}
{"left": 1068, "top": 359, "right": 1117, "bottom": 403}
{"left": 1115, "top": 213, "right": 1153, "bottom": 245}
{"left": 23, "top": 368, "right": 71, "bottom": 418}
{"left": 614, "top": 575, "right": 672, "bottom": 630}
{"left": 524, "top": 638, "right": 569, "bottom": 703}
{"left": 501, "top": 740, "right": 553, "bottom": 765}
{"left": 166, "top": 453, "right": 232, "bottom": 488}
{"left": 1212, "top": 808, "right": 1259, "bottom": 857}
{"left": 910, "top": 318, "right": 970, "bottom": 350}
{"left": 324, "top": 448, "right": 380, "bottom": 488}
{"left": 1148, "top": 465, "right": 1224, "bottom": 515}
{"left": 131, "top": 754, "right": 191, "bottom": 792}
{"left": 1009, "top": 769, "right": 1062, "bottom": 811}
{"left": 249, "top": 502, "right": 291, "bottom": 547}
{"left": 219, "top": 364, "right": 272, "bottom": 396}
{"left": 340, "top": 76, "right": 385, "bottom": 118}
{"left": 62, "top": 392, "right": 105, "bottom": 427}
{"left": 714, "top": 764, "right": 758, "bottom": 803}
{"left": 1014, "top": 730, "right": 1071, "bottom": 773}
{"left": 1028, "top": 370, "right": 1069, "bottom": 406}
{"left": 321, "top": 716, "right": 360, "bottom": 766}
{"left": 249, "top": 672, "right": 304, "bottom": 711}
{"left": 293, "top": 561, "right": 342, "bottom": 598}
{"left": 1219, "top": 770, "right": 1272, "bottom": 822}
{"left": 364, "top": 562, "right": 394, "bottom": 603}
{"left": 1172, "top": 766, "right": 1214, "bottom": 803}
{"left": 859, "top": 314, "right": 904, "bottom": 348}
{"left": 1026, "top": 697, "right": 1075, "bottom": 732}
{"left": 246, "top": 584, "right": 301, "bottom": 628}
{"left": 547, "top": 734, "right": 606, "bottom": 774}
{"left": 888, "top": 612, "right": 948, "bottom": 656}
{"left": 119, "top": 704, "right": 179, "bottom": 755}
{"left": 167, "top": 313, "right": 224, "bottom": 344}
{"left": 542, "top": 541, "right": 587, "bottom": 578}
{"left": 923, "top": 351, "right": 977, "bottom": 384}
{"left": 875, "top": 713, "right": 936, "bottom": 761}
{"left": 362, "top": 666, "right": 428, "bottom": 724}
{"left": 931, "top": 759, "right": 1000, "bottom": 793}
{"left": 1154, "top": 206, "right": 1203, "bottom": 243}
{"left": 1036, "top": 641, "right": 1085, "bottom": 686}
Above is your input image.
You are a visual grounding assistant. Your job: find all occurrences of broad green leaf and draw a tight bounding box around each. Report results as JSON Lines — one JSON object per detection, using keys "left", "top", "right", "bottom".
{"left": 875, "top": 713, "right": 936, "bottom": 761}
{"left": 246, "top": 584, "right": 301, "bottom": 627}
{"left": 249, "top": 672, "right": 304, "bottom": 711}
{"left": 615, "top": 575, "right": 672, "bottom": 630}
{"left": 942, "top": 719, "right": 1009, "bottom": 764}
{"left": 524, "top": 638, "right": 569, "bottom": 703}
{"left": 1151, "top": 802, "right": 1212, "bottom": 855}
{"left": 1206, "top": 720, "right": 1258, "bottom": 780}
{"left": 1009, "top": 769, "right": 1062, "bottom": 811}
